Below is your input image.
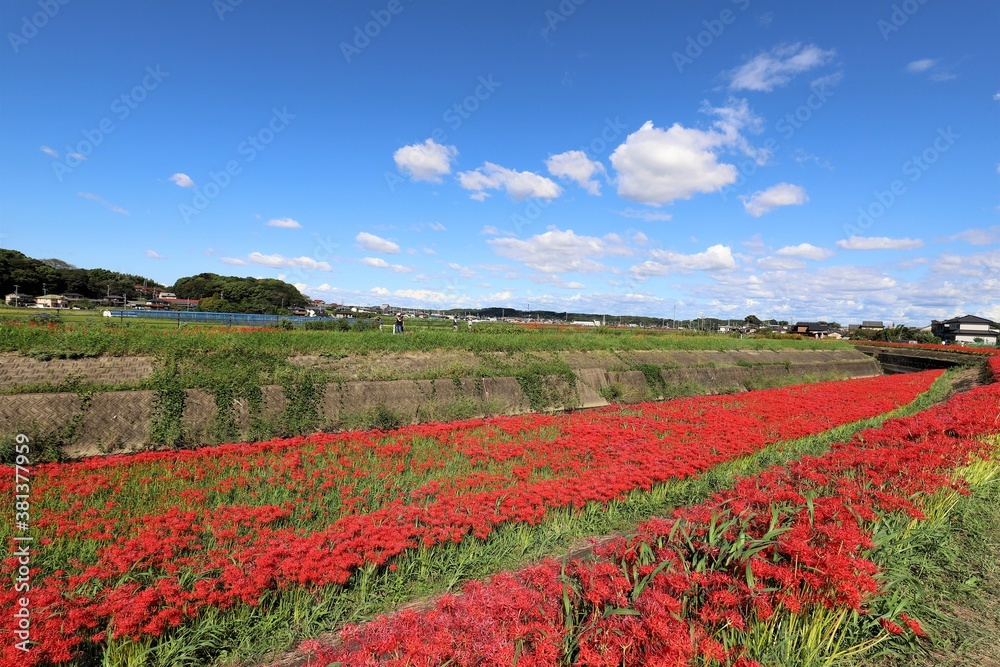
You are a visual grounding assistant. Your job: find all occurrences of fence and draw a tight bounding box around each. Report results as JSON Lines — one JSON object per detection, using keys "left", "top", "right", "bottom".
{"left": 102, "top": 310, "right": 349, "bottom": 326}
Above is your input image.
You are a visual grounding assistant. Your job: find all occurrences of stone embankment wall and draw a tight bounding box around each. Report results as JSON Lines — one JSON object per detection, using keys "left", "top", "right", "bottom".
{"left": 0, "top": 349, "right": 879, "bottom": 459}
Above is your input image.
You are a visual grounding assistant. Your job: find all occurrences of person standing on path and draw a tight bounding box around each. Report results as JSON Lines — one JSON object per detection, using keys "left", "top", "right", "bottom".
{"left": 452, "top": 315, "right": 458, "bottom": 332}
{"left": 394, "top": 312, "right": 404, "bottom": 334}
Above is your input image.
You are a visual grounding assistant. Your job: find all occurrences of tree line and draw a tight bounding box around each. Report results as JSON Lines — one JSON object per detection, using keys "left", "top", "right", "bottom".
{"left": 1, "top": 249, "right": 309, "bottom": 314}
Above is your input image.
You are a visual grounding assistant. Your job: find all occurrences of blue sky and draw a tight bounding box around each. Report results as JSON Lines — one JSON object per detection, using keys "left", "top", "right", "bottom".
{"left": 1, "top": 0, "right": 997, "bottom": 324}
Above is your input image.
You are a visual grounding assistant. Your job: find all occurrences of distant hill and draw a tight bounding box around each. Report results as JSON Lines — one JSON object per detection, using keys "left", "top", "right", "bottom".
{"left": 0, "top": 249, "right": 311, "bottom": 314}
{"left": 0, "top": 248, "right": 164, "bottom": 302}
{"left": 171, "top": 273, "right": 309, "bottom": 314}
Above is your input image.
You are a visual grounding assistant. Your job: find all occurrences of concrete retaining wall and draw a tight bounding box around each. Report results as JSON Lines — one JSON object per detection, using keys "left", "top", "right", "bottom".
{"left": 0, "top": 348, "right": 880, "bottom": 459}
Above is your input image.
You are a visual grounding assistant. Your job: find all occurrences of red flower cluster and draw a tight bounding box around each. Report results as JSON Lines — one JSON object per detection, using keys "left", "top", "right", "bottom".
{"left": 0, "top": 372, "right": 942, "bottom": 665}
{"left": 309, "top": 370, "right": 1000, "bottom": 666}
{"left": 853, "top": 339, "right": 999, "bottom": 357}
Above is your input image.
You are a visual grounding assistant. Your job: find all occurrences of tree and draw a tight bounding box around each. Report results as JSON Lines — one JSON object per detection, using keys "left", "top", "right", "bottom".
{"left": 174, "top": 273, "right": 308, "bottom": 313}
{"left": 744, "top": 314, "right": 762, "bottom": 326}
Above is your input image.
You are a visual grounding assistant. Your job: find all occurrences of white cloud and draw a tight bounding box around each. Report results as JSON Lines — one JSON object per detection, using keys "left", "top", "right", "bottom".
{"left": 244, "top": 252, "right": 332, "bottom": 271}
{"left": 393, "top": 139, "right": 458, "bottom": 182}
{"left": 947, "top": 225, "right": 1000, "bottom": 246}
{"left": 906, "top": 58, "right": 937, "bottom": 73}
{"left": 457, "top": 162, "right": 562, "bottom": 201}
{"left": 610, "top": 100, "right": 762, "bottom": 206}
{"left": 836, "top": 236, "right": 924, "bottom": 251}
{"left": 393, "top": 288, "right": 449, "bottom": 302}
{"left": 631, "top": 244, "right": 737, "bottom": 277}
{"left": 545, "top": 150, "right": 606, "bottom": 195}
{"left": 428, "top": 221, "right": 446, "bottom": 231}
{"left": 40, "top": 146, "right": 59, "bottom": 158}
{"left": 361, "top": 257, "right": 413, "bottom": 273}
{"left": 355, "top": 232, "right": 401, "bottom": 254}
{"left": 488, "top": 228, "right": 629, "bottom": 274}
{"left": 617, "top": 207, "right": 673, "bottom": 222}
{"left": 220, "top": 257, "right": 249, "bottom": 266}
{"left": 775, "top": 243, "right": 833, "bottom": 261}
{"left": 370, "top": 286, "right": 390, "bottom": 296}
{"left": 906, "top": 58, "right": 955, "bottom": 81}
{"left": 169, "top": 173, "right": 195, "bottom": 188}
{"left": 145, "top": 250, "right": 164, "bottom": 259}
{"left": 728, "top": 43, "right": 836, "bottom": 92}
{"left": 447, "top": 262, "right": 477, "bottom": 278}
{"left": 932, "top": 250, "right": 1000, "bottom": 277}
{"left": 757, "top": 256, "right": 806, "bottom": 270}
{"left": 77, "top": 191, "right": 129, "bottom": 215}
{"left": 266, "top": 217, "right": 302, "bottom": 229}
{"left": 741, "top": 183, "right": 808, "bottom": 217}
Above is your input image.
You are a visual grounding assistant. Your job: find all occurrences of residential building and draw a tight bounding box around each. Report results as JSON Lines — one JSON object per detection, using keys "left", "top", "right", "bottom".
{"left": 792, "top": 322, "right": 831, "bottom": 338}
{"left": 35, "top": 294, "right": 68, "bottom": 308}
{"left": 860, "top": 320, "right": 885, "bottom": 330}
{"left": 4, "top": 292, "right": 34, "bottom": 306}
{"left": 930, "top": 315, "right": 999, "bottom": 345}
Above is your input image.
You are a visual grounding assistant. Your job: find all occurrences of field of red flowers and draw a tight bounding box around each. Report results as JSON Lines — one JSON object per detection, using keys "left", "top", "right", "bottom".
{"left": 303, "top": 354, "right": 1000, "bottom": 666}
{"left": 0, "top": 370, "right": 960, "bottom": 666}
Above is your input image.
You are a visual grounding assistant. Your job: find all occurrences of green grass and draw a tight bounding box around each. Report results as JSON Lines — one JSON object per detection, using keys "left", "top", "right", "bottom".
{"left": 846, "top": 436, "right": 1000, "bottom": 667}
{"left": 0, "top": 307, "right": 849, "bottom": 359}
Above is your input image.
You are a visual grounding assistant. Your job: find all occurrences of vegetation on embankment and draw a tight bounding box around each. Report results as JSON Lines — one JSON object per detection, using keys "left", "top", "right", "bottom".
{"left": 0, "top": 315, "right": 849, "bottom": 358}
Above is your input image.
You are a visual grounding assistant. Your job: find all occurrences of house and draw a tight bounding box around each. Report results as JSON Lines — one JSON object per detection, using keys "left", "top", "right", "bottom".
{"left": 860, "top": 320, "right": 885, "bottom": 330}
{"left": 35, "top": 294, "right": 67, "bottom": 308}
{"left": 931, "top": 315, "right": 999, "bottom": 345}
{"left": 4, "top": 292, "right": 34, "bottom": 306}
{"left": 158, "top": 296, "right": 199, "bottom": 309}
{"left": 792, "top": 322, "right": 831, "bottom": 338}
{"left": 61, "top": 292, "right": 87, "bottom": 303}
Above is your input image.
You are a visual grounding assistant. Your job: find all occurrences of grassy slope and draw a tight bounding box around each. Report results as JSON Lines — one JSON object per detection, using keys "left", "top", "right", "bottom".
{"left": 0, "top": 314, "right": 854, "bottom": 397}
{"left": 850, "top": 437, "right": 1000, "bottom": 667}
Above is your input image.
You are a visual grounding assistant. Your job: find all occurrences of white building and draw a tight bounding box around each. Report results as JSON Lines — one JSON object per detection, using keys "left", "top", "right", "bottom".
{"left": 931, "top": 315, "right": 999, "bottom": 345}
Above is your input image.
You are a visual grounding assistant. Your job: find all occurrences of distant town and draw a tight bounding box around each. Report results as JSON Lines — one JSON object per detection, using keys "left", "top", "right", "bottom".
{"left": 5, "top": 287, "right": 997, "bottom": 348}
